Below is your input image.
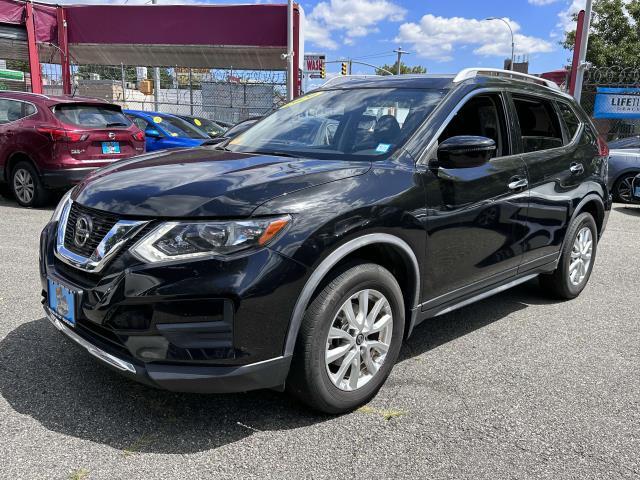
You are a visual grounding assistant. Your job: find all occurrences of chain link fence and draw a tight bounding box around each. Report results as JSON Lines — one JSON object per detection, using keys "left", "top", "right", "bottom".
{"left": 44, "top": 63, "right": 287, "bottom": 125}
{"left": 580, "top": 66, "right": 640, "bottom": 141}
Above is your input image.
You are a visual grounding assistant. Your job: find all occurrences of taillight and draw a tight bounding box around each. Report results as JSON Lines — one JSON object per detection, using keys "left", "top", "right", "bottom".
{"left": 132, "top": 130, "right": 145, "bottom": 142}
{"left": 36, "top": 127, "right": 87, "bottom": 142}
{"left": 597, "top": 136, "right": 609, "bottom": 157}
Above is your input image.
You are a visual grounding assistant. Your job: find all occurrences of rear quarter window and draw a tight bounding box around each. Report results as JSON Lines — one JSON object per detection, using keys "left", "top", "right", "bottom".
{"left": 0, "top": 99, "right": 35, "bottom": 124}
{"left": 53, "top": 104, "right": 132, "bottom": 128}
{"left": 557, "top": 102, "right": 581, "bottom": 142}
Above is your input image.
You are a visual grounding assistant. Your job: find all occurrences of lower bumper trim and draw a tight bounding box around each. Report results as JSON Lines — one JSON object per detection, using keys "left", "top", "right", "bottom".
{"left": 45, "top": 306, "right": 137, "bottom": 374}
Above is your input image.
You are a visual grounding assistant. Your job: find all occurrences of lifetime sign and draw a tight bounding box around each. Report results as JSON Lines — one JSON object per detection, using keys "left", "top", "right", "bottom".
{"left": 304, "top": 54, "right": 326, "bottom": 79}
{"left": 594, "top": 87, "right": 640, "bottom": 119}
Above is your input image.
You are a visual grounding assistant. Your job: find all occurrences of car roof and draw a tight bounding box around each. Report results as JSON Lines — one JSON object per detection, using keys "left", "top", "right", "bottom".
{"left": 124, "top": 109, "right": 181, "bottom": 119}
{"left": 318, "top": 69, "right": 570, "bottom": 99}
{"left": 0, "top": 90, "right": 112, "bottom": 105}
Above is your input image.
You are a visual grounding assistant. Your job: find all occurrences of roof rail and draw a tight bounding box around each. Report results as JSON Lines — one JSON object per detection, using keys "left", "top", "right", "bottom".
{"left": 453, "top": 68, "right": 560, "bottom": 91}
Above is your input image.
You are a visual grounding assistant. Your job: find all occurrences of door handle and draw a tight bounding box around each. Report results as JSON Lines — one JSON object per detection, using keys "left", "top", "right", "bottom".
{"left": 508, "top": 177, "right": 528, "bottom": 190}
{"left": 569, "top": 162, "right": 584, "bottom": 175}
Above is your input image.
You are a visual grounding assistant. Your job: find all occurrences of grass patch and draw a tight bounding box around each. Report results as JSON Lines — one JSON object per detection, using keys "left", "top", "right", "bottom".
{"left": 69, "top": 468, "right": 89, "bottom": 480}
{"left": 357, "top": 405, "right": 406, "bottom": 421}
{"left": 122, "top": 434, "right": 156, "bottom": 457}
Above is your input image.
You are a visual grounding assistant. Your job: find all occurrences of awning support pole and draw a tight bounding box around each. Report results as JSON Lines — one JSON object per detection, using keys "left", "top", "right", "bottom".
{"left": 57, "top": 6, "right": 71, "bottom": 95}
{"left": 25, "top": 1, "right": 43, "bottom": 94}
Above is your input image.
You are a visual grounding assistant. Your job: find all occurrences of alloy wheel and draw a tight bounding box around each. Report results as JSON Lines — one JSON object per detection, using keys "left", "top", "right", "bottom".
{"left": 13, "top": 168, "right": 35, "bottom": 205}
{"left": 569, "top": 226, "right": 593, "bottom": 286}
{"left": 325, "top": 289, "right": 393, "bottom": 391}
{"left": 617, "top": 176, "right": 634, "bottom": 202}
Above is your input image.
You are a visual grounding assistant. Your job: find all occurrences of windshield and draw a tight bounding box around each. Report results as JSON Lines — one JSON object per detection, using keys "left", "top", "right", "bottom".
{"left": 155, "top": 115, "right": 210, "bottom": 139}
{"left": 54, "top": 104, "right": 132, "bottom": 128}
{"left": 187, "top": 117, "right": 226, "bottom": 137}
{"left": 229, "top": 88, "right": 446, "bottom": 160}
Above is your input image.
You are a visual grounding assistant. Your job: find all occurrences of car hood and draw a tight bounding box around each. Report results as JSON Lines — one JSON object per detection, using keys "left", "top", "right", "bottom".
{"left": 73, "top": 148, "right": 370, "bottom": 217}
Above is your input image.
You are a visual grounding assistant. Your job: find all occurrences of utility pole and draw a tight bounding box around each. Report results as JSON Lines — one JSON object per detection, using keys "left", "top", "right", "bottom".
{"left": 285, "top": 0, "right": 294, "bottom": 101}
{"left": 152, "top": 0, "right": 160, "bottom": 110}
{"left": 574, "top": 0, "right": 593, "bottom": 103}
{"left": 393, "top": 47, "right": 410, "bottom": 75}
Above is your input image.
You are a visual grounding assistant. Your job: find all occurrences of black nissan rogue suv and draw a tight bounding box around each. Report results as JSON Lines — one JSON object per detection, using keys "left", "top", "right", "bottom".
{"left": 40, "top": 69, "right": 611, "bottom": 413}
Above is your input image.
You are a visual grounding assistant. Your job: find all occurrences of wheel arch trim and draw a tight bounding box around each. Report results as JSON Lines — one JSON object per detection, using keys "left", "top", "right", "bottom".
{"left": 283, "top": 233, "right": 420, "bottom": 356}
{"left": 559, "top": 193, "right": 606, "bottom": 257}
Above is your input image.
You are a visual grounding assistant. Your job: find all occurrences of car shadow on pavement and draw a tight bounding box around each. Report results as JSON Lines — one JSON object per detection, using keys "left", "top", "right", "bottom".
{"left": 0, "top": 280, "right": 559, "bottom": 455}
{"left": 613, "top": 205, "right": 640, "bottom": 217}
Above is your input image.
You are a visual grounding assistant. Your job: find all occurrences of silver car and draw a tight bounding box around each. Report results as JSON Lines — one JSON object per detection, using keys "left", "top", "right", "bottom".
{"left": 608, "top": 136, "right": 640, "bottom": 202}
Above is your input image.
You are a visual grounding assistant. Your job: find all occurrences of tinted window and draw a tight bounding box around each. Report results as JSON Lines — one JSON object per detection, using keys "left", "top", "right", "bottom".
{"left": 54, "top": 104, "right": 132, "bottom": 128}
{"left": 0, "top": 99, "right": 35, "bottom": 124}
{"left": 152, "top": 115, "right": 209, "bottom": 139}
{"left": 513, "top": 96, "right": 563, "bottom": 153}
{"left": 558, "top": 102, "right": 580, "bottom": 140}
{"left": 439, "top": 94, "right": 509, "bottom": 157}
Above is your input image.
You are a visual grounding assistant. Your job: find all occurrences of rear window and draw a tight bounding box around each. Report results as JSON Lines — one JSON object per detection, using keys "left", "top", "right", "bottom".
{"left": 513, "top": 96, "right": 564, "bottom": 153}
{"left": 53, "top": 104, "right": 132, "bottom": 128}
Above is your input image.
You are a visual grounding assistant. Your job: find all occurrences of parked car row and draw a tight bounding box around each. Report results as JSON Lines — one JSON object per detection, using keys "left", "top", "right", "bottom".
{"left": 0, "top": 90, "right": 257, "bottom": 207}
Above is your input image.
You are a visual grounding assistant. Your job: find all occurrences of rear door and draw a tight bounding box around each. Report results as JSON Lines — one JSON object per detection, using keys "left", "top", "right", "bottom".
{"left": 0, "top": 98, "right": 35, "bottom": 177}
{"left": 52, "top": 103, "right": 138, "bottom": 161}
{"left": 422, "top": 91, "right": 530, "bottom": 304}
{"left": 510, "top": 93, "right": 593, "bottom": 267}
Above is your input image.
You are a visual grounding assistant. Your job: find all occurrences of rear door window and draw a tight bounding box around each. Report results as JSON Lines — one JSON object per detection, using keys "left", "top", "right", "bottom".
{"left": 53, "top": 104, "right": 132, "bottom": 128}
{"left": 557, "top": 102, "right": 581, "bottom": 142}
{"left": 0, "top": 99, "right": 35, "bottom": 124}
{"left": 513, "top": 96, "right": 563, "bottom": 153}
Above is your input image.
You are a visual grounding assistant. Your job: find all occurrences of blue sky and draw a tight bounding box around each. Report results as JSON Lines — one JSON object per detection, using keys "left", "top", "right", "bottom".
{"left": 300, "top": 0, "right": 585, "bottom": 76}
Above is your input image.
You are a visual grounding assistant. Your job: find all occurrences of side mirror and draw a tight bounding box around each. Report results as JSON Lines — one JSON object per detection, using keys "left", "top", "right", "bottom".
{"left": 437, "top": 135, "right": 496, "bottom": 169}
{"left": 145, "top": 128, "right": 163, "bottom": 139}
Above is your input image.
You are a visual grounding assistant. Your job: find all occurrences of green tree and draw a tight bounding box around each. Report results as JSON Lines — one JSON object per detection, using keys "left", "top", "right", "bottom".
{"left": 5, "top": 59, "right": 29, "bottom": 72}
{"left": 563, "top": 0, "right": 640, "bottom": 68}
{"left": 376, "top": 61, "right": 427, "bottom": 76}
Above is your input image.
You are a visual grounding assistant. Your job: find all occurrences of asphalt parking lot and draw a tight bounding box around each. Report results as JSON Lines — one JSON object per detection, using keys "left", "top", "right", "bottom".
{"left": 0, "top": 193, "right": 638, "bottom": 480}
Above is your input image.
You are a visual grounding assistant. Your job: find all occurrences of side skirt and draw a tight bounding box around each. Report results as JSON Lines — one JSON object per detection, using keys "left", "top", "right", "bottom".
{"left": 410, "top": 260, "right": 557, "bottom": 332}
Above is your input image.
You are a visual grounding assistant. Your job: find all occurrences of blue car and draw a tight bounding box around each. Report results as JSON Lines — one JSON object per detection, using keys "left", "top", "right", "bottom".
{"left": 124, "top": 110, "right": 210, "bottom": 152}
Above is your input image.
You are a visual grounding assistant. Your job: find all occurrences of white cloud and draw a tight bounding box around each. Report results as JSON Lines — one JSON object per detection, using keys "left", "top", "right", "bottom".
{"left": 529, "top": 0, "right": 561, "bottom": 5}
{"left": 395, "top": 14, "right": 554, "bottom": 62}
{"left": 304, "top": 0, "right": 406, "bottom": 50}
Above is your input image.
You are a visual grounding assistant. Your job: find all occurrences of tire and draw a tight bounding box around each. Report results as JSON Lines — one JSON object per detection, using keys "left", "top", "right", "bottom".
{"left": 539, "top": 212, "right": 597, "bottom": 300}
{"left": 10, "top": 161, "right": 49, "bottom": 208}
{"left": 287, "top": 263, "right": 405, "bottom": 414}
{"left": 613, "top": 173, "right": 637, "bottom": 203}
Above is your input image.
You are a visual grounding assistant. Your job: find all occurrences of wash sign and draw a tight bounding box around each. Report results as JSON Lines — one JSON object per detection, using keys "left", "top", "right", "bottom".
{"left": 594, "top": 87, "right": 640, "bottom": 119}
{"left": 304, "top": 54, "right": 325, "bottom": 79}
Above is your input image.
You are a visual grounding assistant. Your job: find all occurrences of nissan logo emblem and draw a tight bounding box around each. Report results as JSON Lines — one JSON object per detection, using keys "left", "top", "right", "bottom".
{"left": 74, "top": 215, "right": 93, "bottom": 248}
{"left": 108, "top": 132, "right": 116, "bottom": 140}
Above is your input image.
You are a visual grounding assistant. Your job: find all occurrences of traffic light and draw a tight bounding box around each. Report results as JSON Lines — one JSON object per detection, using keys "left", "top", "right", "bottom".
{"left": 321, "top": 63, "right": 326, "bottom": 79}
{"left": 341, "top": 62, "right": 348, "bottom": 75}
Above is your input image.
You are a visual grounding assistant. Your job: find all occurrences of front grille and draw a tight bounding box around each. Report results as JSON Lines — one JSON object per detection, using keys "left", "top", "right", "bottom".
{"left": 64, "top": 203, "right": 120, "bottom": 258}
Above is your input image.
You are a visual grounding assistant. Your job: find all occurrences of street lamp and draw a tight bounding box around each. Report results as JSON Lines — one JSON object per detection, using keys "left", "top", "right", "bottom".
{"left": 485, "top": 17, "right": 515, "bottom": 70}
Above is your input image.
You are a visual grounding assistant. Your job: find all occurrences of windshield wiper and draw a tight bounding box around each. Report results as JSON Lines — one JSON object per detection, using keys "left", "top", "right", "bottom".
{"left": 249, "top": 150, "right": 299, "bottom": 158}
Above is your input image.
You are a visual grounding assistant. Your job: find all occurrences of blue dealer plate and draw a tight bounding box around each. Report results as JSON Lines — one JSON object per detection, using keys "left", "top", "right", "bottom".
{"left": 102, "top": 141, "right": 120, "bottom": 154}
{"left": 47, "top": 278, "right": 77, "bottom": 327}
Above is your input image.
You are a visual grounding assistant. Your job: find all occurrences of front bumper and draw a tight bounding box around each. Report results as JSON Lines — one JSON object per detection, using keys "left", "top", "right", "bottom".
{"left": 40, "top": 219, "right": 307, "bottom": 393}
{"left": 45, "top": 305, "right": 292, "bottom": 392}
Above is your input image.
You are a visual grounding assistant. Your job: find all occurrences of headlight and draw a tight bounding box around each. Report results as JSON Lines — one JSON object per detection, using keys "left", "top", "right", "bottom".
{"left": 50, "top": 189, "right": 73, "bottom": 223}
{"left": 131, "top": 215, "right": 291, "bottom": 263}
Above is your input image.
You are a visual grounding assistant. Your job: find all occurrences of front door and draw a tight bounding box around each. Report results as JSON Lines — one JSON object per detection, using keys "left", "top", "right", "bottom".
{"left": 421, "top": 92, "right": 529, "bottom": 305}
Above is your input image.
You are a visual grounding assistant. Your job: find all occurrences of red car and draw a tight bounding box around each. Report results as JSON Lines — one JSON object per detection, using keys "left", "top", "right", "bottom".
{"left": 0, "top": 91, "right": 145, "bottom": 207}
